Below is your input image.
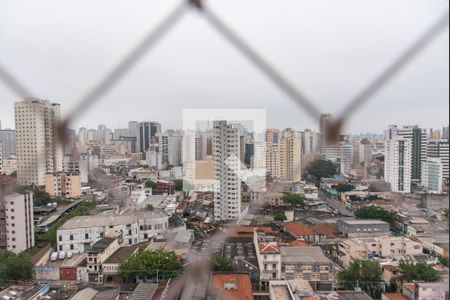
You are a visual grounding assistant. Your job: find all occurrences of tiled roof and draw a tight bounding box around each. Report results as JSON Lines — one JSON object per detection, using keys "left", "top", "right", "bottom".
{"left": 211, "top": 274, "right": 253, "bottom": 300}
{"left": 310, "top": 223, "right": 338, "bottom": 238}
{"left": 382, "top": 293, "right": 409, "bottom": 300}
{"left": 336, "top": 291, "right": 373, "bottom": 300}
{"left": 284, "top": 223, "right": 315, "bottom": 237}
{"left": 258, "top": 243, "right": 280, "bottom": 254}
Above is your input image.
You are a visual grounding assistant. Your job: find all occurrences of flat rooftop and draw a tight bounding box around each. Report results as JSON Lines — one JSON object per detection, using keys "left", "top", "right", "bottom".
{"left": 280, "top": 246, "right": 331, "bottom": 264}
{"left": 271, "top": 285, "right": 292, "bottom": 300}
{"left": 87, "top": 238, "right": 117, "bottom": 253}
{"left": 45, "top": 253, "right": 86, "bottom": 267}
{"left": 340, "top": 219, "right": 388, "bottom": 225}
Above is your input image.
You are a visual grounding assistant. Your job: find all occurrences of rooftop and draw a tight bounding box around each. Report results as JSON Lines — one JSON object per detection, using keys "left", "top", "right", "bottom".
{"left": 339, "top": 219, "right": 389, "bottom": 225}
{"left": 87, "top": 238, "right": 117, "bottom": 253}
{"left": 335, "top": 291, "right": 373, "bottom": 300}
{"left": 129, "top": 283, "right": 158, "bottom": 300}
{"left": 103, "top": 245, "right": 138, "bottom": 264}
{"left": 382, "top": 293, "right": 409, "bottom": 300}
{"left": 59, "top": 212, "right": 165, "bottom": 230}
{"left": 280, "top": 246, "right": 331, "bottom": 264}
{"left": 310, "top": 223, "right": 338, "bottom": 238}
{"left": 211, "top": 273, "right": 253, "bottom": 300}
{"left": 284, "top": 223, "right": 315, "bottom": 237}
{"left": 259, "top": 242, "right": 280, "bottom": 254}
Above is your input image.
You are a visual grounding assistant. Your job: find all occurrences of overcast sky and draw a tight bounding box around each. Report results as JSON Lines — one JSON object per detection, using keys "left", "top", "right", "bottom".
{"left": 0, "top": 0, "right": 448, "bottom": 133}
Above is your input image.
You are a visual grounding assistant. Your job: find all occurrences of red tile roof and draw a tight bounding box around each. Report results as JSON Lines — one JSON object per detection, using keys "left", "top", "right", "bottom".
{"left": 284, "top": 223, "right": 315, "bottom": 237}
{"left": 211, "top": 274, "right": 253, "bottom": 300}
{"left": 383, "top": 293, "right": 409, "bottom": 300}
{"left": 258, "top": 243, "right": 280, "bottom": 254}
{"left": 228, "top": 226, "right": 274, "bottom": 237}
{"left": 310, "top": 223, "right": 338, "bottom": 238}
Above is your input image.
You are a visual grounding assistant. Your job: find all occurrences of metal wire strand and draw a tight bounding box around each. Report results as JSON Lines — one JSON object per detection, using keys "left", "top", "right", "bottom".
{"left": 61, "top": 0, "right": 189, "bottom": 126}
{"left": 338, "top": 10, "right": 450, "bottom": 119}
{"left": 0, "top": 63, "right": 34, "bottom": 98}
{"left": 198, "top": 2, "right": 323, "bottom": 121}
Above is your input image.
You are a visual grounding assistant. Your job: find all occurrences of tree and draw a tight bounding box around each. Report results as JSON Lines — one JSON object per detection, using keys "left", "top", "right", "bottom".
{"left": 0, "top": 252, "right": 34, "bottom": 281}
{"left": 119, "top": 249, "right": 182, "bottom": 281}
{"left": 438, "top": 256, "right": 449, "bottom": 267}
{"left": 145, "top": 204, "right": 154, "bottom": 211}
{"left": 211, "top": 256, "right": 233, "bottom": 272}
{"left": 173, "top": 179, "right": 183, "bottom": 191}
{"left": 305, "top": 159, "right": 337, "bottom": 180}
{"left": 282, "top": 193, "right": 305, "bottom": 208}
{"left": 33, "top": 188, "right": 52, "bottom": 207}
{"left": 399, "top": 260, "right": 440, "bottom": 282}
{"left": 274, "top": 212, "right": 288, "bottom": 222}
{"left": 338, "top": 259, "right": 383, "bottom": 298}
{"left": 354, "top": 206, "right": 396, "bottom": 228}
{"left": 333, "top": 183, "right": 355, "bottom": 193}
{"left": 145, "top": 180, "right": 156, "bottom": 189}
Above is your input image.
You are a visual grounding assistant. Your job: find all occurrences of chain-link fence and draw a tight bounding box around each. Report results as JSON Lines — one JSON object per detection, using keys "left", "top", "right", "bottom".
{"left": 1, "top": 1, "right": 448, "bottom": 299}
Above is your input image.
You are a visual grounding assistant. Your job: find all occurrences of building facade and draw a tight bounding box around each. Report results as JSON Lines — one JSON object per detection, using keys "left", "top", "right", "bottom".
{"left": 213, "top": 121, "right": 242, "bottom": 222}
{"left": 45, "top": 172, "right": 81, "bottom": 198}
{"left": 57, "top": 213, "right": 168, "bottom": 253}
{"left": 4, "top": 193, "right": 35, "bottom": 253}
{"left": 384, "top": 136, "right": 412, "bottom": 193}
{"left": 15, "top": 98, "right": 63, "bottom": 186}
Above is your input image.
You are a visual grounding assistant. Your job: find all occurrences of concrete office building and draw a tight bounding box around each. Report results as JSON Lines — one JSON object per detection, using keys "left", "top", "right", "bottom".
{"left": 4, "top": 192, "right": 34, "bottom": 253}
{"left": 337, "top": 219, "right": 390, "bottom": 238}
{"left": 0, "top": 128, "right": 16, "bottom": 157}
{"left": 384, "top": 136, "right": 412, "bottom": 193}
{"left": 427, "top": 139, "right": 449, "bottom": 188}
{"left": 422, "top": 158, "right": 444, "bottom": 193}
{"left": 15, "top": 98, "right": 63, "bottom": 186}
{"left": 213, "top": 121, "right": 242, "bottom": 222}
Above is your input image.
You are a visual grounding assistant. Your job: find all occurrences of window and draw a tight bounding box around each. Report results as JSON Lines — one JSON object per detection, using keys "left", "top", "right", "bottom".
{"left": 85, "top": 233, "right": 89, "bottom": 239}
{"left": 59, "top": 236, "right": 62, "bottom": 241}
{"left": 70, "top": 244, "right": 74, "bottom": 250}
{"left": 70, "top": 234, "right": 74, "bottom": 240}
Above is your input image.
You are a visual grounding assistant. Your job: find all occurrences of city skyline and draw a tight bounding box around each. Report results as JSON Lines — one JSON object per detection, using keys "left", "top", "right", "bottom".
{"left": 0, "top": 0, "right": 448, "bottom": 132}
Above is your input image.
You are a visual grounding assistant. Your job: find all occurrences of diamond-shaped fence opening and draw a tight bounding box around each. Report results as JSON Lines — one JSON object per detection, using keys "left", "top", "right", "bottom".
{"left": 0, "top": 0, "right": 448, "bottom": 298}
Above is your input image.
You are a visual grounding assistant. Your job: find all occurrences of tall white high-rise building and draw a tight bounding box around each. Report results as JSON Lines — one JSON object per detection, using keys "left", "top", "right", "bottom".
{"left": 4, "top": 192, "right": 35, "bottom": 253}
{"left": 384, "top": 136, "right": 412, "bottom": 193}
{"left": 385, "top": 125, "right": 427, "bottom": 182}
{"left": 15, "top": 98, "right": 63, "bottom": 186}
{"left": 213, "top": 121, "right": 241, "bottom": 222}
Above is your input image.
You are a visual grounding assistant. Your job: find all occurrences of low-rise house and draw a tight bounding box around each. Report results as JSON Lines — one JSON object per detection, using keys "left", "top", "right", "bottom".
{"left": 86, "top": 233, "right": 122, "bottom": 282}
{"left": 402, "top": 282, "right": 449, "bottom": 300}
{"left": 155, "top": 180, "right": 175, "bottom": 195}
{"left": 102, "top": 245, "right": 139, "bottom": 283}
{"left": 283, "top": 222, "right": 317, "bottom": 243}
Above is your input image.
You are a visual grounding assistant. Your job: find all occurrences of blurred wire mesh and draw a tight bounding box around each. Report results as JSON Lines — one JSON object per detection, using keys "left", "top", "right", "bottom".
{"left": 0, "top": 0, "right": 448, "bottom": 299}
